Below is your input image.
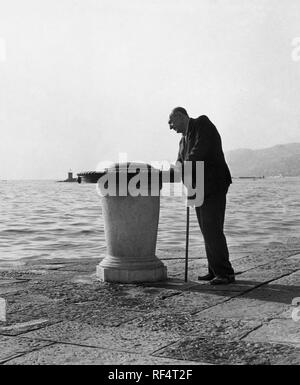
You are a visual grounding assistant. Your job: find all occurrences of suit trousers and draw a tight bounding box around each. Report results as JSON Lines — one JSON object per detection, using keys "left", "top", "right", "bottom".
{"left": 195, "top": 190, "right": 234, "bottom": 277}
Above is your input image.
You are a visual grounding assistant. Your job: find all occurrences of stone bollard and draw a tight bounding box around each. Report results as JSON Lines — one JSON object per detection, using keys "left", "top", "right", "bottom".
{"left": 96, "top": 162, "right": 167, "bottom": 283}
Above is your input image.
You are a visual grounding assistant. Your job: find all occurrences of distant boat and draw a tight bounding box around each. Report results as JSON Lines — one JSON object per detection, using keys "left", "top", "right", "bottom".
{"left": 57, "top": 171, "right": 78, "bottom": 183}
{"left": 235, "top": 176, "right": 265, "bottom": 179}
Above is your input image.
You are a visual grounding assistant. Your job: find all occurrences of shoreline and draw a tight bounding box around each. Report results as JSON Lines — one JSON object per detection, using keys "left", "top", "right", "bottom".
{"left": 0, "top": 240, "right": 299, "bottom": 365}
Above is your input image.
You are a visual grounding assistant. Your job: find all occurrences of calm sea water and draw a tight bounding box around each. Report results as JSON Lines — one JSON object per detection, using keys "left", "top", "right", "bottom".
{"left": 0, "top": 178, "right": 299, "bottom": 261}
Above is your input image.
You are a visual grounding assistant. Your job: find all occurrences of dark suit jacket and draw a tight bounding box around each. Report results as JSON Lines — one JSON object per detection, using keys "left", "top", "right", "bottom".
{"left": 177, "top": 115, "right": 232, "bottom": 198}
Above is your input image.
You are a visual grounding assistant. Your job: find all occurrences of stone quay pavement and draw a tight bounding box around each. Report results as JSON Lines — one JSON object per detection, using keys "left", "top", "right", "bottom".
{"left": 0, "top": 241, "right": 299, "bottom": 365}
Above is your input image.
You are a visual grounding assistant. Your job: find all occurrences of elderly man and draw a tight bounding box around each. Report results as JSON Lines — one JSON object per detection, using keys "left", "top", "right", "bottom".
{"left": 169, "top": 107, "right": 235, "bottom": 285}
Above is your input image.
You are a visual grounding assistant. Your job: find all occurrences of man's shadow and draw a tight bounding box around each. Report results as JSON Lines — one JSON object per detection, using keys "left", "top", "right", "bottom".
{"left": 140, "top": 278, "right": 300, "bottom": 305}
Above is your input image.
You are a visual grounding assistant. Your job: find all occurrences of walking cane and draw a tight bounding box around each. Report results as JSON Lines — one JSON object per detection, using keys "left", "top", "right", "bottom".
{"left": 185, "top": 206, "right": 190, "bottom": 282}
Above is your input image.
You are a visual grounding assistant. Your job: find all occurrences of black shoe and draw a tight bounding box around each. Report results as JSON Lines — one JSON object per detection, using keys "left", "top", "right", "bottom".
{"left": 210, "top": 275, "right": 236, "bottom": 285}
{"left": 197, "top": 273, "right": 215, "bottom": 281}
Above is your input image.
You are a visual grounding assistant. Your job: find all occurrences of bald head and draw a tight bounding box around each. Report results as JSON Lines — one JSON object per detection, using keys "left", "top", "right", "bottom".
{"left": 169, "top": 106, "right": 190, "bottom": 135}
{"left": 171, "top": 106, "right": 188, "bottom": 116}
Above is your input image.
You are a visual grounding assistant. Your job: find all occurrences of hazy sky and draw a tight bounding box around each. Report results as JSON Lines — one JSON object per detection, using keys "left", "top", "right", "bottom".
{"left": 0, "top": 0, "right": 300, "bottom": 179}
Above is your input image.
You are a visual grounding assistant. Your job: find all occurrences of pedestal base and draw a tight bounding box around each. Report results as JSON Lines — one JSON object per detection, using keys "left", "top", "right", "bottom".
{"left": 96, "top": 254, "right": 167, "bottom": 283}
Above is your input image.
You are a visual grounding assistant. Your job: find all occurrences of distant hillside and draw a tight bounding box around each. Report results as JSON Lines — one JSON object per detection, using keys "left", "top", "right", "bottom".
{"left": 225, "top": 143, "right": 300, "bottom": 177}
